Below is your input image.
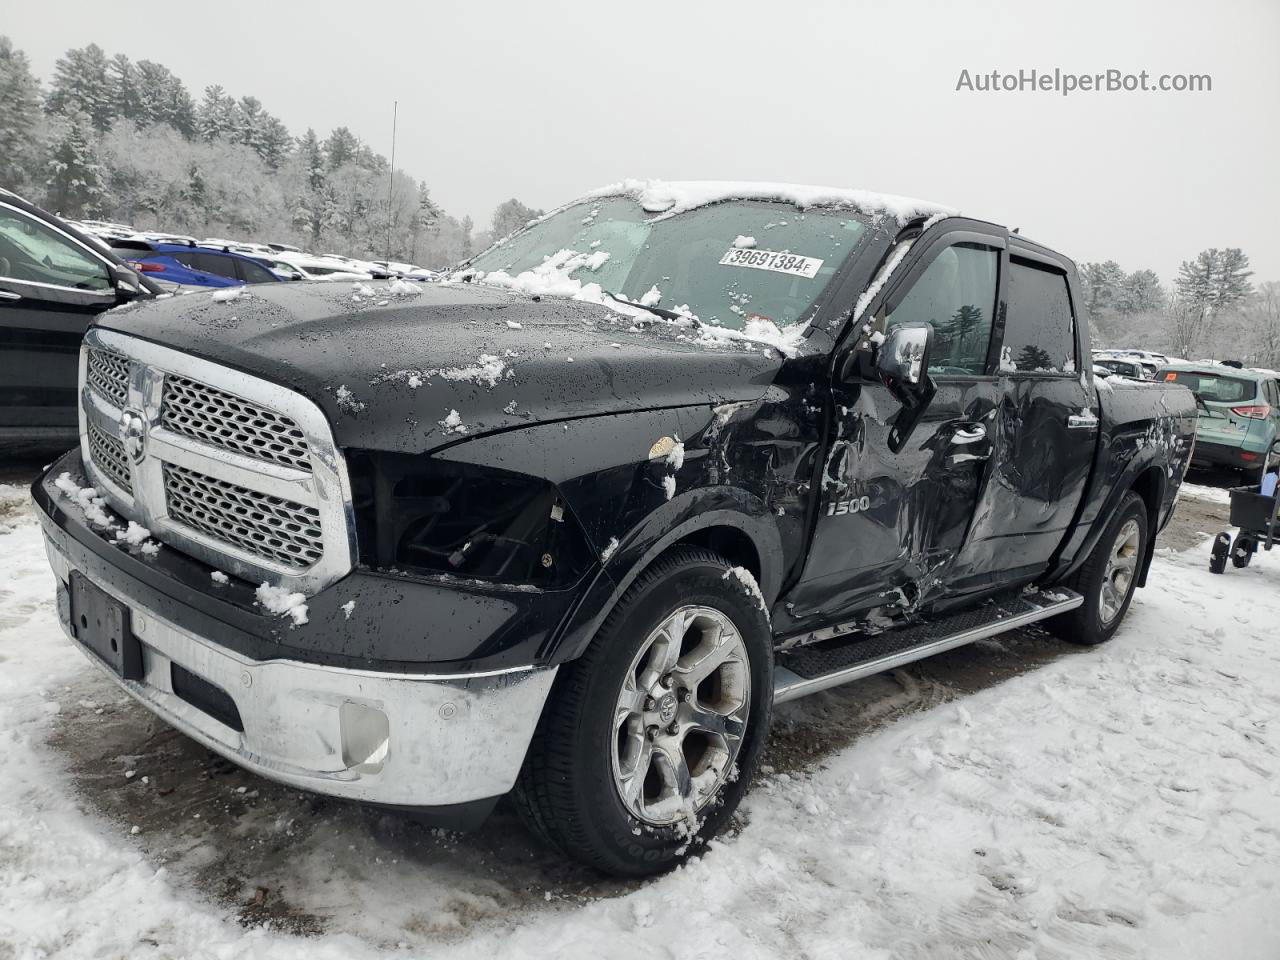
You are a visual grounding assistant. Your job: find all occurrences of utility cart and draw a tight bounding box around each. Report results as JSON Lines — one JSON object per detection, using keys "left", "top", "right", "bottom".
{"left": 1210, "top": 473, "right": 1280, "bottom": 573}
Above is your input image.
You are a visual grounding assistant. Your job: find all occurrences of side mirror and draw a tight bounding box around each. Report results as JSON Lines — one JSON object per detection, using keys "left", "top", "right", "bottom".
{"left": 875, "top": 323, "right": 936, "bottom": 453}
{"left": 111, "top": 265, "right": 145, "bottom": 301}
{"left": 876, "top": 323, "right": 932, "bottom": 387}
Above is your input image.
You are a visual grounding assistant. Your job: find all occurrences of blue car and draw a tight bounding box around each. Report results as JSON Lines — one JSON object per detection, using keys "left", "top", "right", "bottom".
{"left": 110, "top": 239, "right": 283, "bottom": 289}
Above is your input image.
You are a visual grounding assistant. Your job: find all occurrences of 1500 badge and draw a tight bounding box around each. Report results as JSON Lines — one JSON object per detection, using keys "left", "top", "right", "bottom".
{"left": 826, "top": 495, "right": 872, "bottom": 516}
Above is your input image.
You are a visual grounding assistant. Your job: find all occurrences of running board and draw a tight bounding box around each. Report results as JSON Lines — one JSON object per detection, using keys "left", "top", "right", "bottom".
{"left": 772, "top": 589, "right": 1083, "bottom": 704}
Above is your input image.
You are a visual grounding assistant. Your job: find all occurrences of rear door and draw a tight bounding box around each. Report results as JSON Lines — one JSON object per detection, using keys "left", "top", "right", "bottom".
{"left": 0, "top": 200, "right": 118, "bottom": 440}
{"left": 948, "top": 247, "right": 1097, "bottom": 587}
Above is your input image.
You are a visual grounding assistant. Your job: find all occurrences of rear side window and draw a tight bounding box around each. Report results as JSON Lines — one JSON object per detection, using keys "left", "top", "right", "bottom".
{"left": 886, "top": 243, "right": 999, "bottom": 375}
{"left": 1002, "top": 259, "right": 1076, "bottom": 373}
{"left": 1158, "top": 370, "right": 1256, "bottom": 403}
{"left": 174, "top": 252, "right": 239, "bottom": 279}
{"left": 236, "top": 259, "right": 277, "bottom": 284}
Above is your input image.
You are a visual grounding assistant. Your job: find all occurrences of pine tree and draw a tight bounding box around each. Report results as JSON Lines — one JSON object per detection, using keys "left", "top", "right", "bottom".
{"left": 1015, "top": 344, "right": 1054, "bottom": 372}
{"left": 1079, "top": 261, "right": 1126, "bottom": 319}
{"left": 1173, "top": 248, "right": 1255, "bottom": 356}
{"left": 183, "top": 161, "right": 208, "bottom": 223}
{"left": 1116, "top": 269, "right": 1164, "bottom": 316}
{"left": 0, "top": 36, "right": 43, "bottom": 192}
{"left": 195, "top": 85, "right": 238, "bottom": 142}
{"left": 298, "top": 128, "right": 325, "bottom": 191}
{"left": 133, "top": 60, "right": 194, "bottom": 136}
{"left": 46, "top": 43, "right": 114, "bottom": 132}
{"left": 323, "top": 127, "right": 359, "bottom": 169}
{"left": 107, "top": 54, "right": 142, "bottom": 124}
{"left": 490, "top": 198, "right": 543, "bottom": 239}
{"left": 45, "top": 110, "right": 106, "bottom": 216}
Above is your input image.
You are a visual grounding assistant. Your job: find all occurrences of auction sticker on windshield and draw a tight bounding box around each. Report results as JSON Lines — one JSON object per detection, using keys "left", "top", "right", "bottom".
{"left": 719, "top": 248, "right": 824, "bottom": 278}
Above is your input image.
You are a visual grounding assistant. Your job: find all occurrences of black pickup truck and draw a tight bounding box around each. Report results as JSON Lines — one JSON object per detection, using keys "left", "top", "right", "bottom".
{"left": 32, "top": 181, "right": 1195, "bottom": 877}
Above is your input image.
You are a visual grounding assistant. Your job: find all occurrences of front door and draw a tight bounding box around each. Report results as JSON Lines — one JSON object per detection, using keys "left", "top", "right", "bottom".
{"left": 0, "top": 200, "right": 118, "bottom": 440}
{"left": 783, "top": 228, "right": 1006, "bottom": 636}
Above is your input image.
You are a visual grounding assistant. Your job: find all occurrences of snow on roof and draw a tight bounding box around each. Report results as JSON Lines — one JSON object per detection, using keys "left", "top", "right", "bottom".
{"left": 582, "top": 178, "right": 956, "bottom": 223}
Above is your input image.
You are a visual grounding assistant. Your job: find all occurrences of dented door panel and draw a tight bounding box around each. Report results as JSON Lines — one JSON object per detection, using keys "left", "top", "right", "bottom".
{"left": 946, "top": 376, "right": 1097, "bottom": 587}
{"left": 778, "top": 377, "right": 1002, "bottom": 637}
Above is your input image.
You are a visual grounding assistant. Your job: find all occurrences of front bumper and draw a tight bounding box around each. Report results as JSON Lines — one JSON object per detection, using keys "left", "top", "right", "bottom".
{"left": 35, "top": 452, "right": 561, "bottom": 812}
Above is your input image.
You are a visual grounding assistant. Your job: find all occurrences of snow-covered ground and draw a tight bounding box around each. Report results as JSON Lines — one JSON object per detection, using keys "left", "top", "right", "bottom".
{"left": 2, "top": 480, "right": 1279, "bottom": 959}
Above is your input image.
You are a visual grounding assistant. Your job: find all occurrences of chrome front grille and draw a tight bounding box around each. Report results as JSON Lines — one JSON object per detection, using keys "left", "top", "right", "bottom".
{"left": 164, "top": 464, "right": 323, "bottom": 569}
{"left": 162, "top": 374, "right": 311, "bottom": 471}
{"left": 87, "top": 348, "right": 129, "bottom": 408}
{"left": 77, "top": 330, "right": 354, "bottom": 593}
{"left": 87, "top": 420, "right": 132, "bottom": 494}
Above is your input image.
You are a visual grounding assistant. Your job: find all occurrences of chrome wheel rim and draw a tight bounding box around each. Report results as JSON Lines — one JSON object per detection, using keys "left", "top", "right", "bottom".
{"left": 611, "top": 605, "right": 751, "bottom": 826}
{"left": 1100, "top": 518, "right": 1141, "bottom": 624}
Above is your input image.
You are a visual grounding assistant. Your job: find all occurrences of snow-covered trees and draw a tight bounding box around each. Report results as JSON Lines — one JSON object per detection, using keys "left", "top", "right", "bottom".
{"left": 1168, "top": 248, "right": 1254, "bottom": 357}
{"left": 0, "top": 37, "right": 42, "bottom": 194}
{"left": 45, "top": 43, "right": 114, "bottom": 132}
{"left": 490, "top": 198, "right": 544, "bottom": 241}
{"left": 44, "top": 110, "right": 107, "bottom": 217}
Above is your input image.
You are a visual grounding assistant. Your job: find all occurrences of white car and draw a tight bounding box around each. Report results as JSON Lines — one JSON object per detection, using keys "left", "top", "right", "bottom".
{"left": 272, "top": 251, "right": 372, "bottom": 281}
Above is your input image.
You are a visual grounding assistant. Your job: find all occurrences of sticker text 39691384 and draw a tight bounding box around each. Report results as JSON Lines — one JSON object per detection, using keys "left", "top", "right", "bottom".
{"left": 718, "top": 248, "right": 824, "bottom": 278}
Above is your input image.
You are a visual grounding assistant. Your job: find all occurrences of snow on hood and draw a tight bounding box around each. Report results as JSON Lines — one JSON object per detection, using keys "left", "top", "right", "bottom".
{"left": 583, "top": 178, "right": 956, "bottom": 223}
{"left": 98, "top": 281, "right": 780, "bottom": 456}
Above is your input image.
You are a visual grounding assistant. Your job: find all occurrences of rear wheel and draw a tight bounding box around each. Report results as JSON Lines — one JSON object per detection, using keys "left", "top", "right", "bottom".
{"left": 1048, "top": 491, "right": 1148, "bottom": 645}
{"left": 513, "top": 547, "right": 773, "bottom": 876}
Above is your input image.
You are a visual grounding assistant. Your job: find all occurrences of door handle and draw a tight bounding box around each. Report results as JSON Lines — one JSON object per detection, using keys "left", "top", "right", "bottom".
{"left": 951, "top": 424, "right": 986, "bottom": 444}
{"left": 0, "top": 289, "right": 20, "bottom": 301}
{"left": 1067, "top": 411, "right": 1099, "bottom": 430}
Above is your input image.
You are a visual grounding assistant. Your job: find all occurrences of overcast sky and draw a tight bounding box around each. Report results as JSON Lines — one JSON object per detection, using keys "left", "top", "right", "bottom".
{"left": 9, "top": 0, "right": 1278, "bottom": 281}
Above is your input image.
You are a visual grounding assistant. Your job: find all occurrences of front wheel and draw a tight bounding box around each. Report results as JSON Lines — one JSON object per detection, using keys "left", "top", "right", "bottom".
{"left": 1048, "top": 491, "right": 1148, "bottom": 645}
{"left": 513, "top": 547, "right": 773, "bottom": 877}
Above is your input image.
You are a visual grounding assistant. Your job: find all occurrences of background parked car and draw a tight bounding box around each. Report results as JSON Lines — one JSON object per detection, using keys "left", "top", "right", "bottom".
{"left": 1157, "top": 362, "right": 1280, "bottom": 482}
{"left": 1094, "top": 357, "right": 1149, "bottom": 379}
{"left": 0, "top": 189, "right": 160, "bottom": 445}
{"left": 110, "top": 239, "right": 282, "bottom": 289}
{"left": 271, "top": 250, "right": 373, "bottom": 280}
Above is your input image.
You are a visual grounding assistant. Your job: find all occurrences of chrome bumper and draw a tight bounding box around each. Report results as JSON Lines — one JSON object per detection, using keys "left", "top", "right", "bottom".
{"left": 43, "top": 536, "right": 557, "bottom": 808}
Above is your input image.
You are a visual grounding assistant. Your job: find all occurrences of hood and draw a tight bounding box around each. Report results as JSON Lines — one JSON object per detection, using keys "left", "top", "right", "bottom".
{"left": 98, "top": 280, "right": 784, "bottom": 454}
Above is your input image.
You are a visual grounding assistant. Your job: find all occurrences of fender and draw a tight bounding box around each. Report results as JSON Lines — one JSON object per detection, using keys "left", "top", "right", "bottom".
{"left": 1050, "top": 432, "right": 1172, "bottom": 588}
{"left": 540, "top": 486, "right": 783, "bottom": 665}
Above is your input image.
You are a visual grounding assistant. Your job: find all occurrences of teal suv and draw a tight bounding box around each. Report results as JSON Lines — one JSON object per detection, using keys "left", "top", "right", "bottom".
{"left": 1157, "top": 364, "right": 1280, "bottom": 481}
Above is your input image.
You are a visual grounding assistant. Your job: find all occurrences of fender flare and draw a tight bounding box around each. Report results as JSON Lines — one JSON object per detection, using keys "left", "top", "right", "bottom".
{"left": 541, "top": 486, "right": 783, "bottom": 665}
{"left": 1060, "top": 454, "right": 1168, "bottom": 588}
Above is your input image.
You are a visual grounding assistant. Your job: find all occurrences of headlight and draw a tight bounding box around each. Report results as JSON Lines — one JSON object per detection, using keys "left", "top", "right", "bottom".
{"left": 347, "top": 450, "right": 595, "bottom": 588}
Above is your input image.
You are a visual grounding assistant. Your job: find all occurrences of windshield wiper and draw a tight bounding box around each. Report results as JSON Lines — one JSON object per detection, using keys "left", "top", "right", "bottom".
{"left": 602, "top": 289, "right": 696, "bottom": 325}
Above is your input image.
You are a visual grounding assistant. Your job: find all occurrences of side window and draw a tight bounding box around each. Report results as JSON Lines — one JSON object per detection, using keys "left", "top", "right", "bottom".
{"left": 885, "top": 242, "right": 998, "bottom": 375}
{"left": 0, "top": 205, "right": 112, "bottom": 293}
{"left": 1002, "top": 259, "right": 1076, "bottom": 373}
{"left": 174, "top": 252, "right": 238, "bottom": 278}
{"left": 236, "top": 259, "right": 277, "bottom": 284}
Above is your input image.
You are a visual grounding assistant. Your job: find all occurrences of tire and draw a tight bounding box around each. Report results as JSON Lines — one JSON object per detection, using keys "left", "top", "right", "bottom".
{"left": 1209, "top": 532, "right": 1231, "bottom": 575}
{"left": 1048, "top": 491, "right": 1148, "bottom": 645}
{"left": 1232, "top": 535, "right": 1256, "bottom": 568}
{"left": 513, "top": 546, "right": 773, "bottom": 877}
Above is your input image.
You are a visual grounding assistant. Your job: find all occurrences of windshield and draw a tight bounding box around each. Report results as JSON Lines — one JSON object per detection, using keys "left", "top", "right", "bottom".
{"left": 1158, "top": 369, "right": 1256, "bottom": 403}
{"left": 465, "top": 197, "right": 868, "bottom": 331}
